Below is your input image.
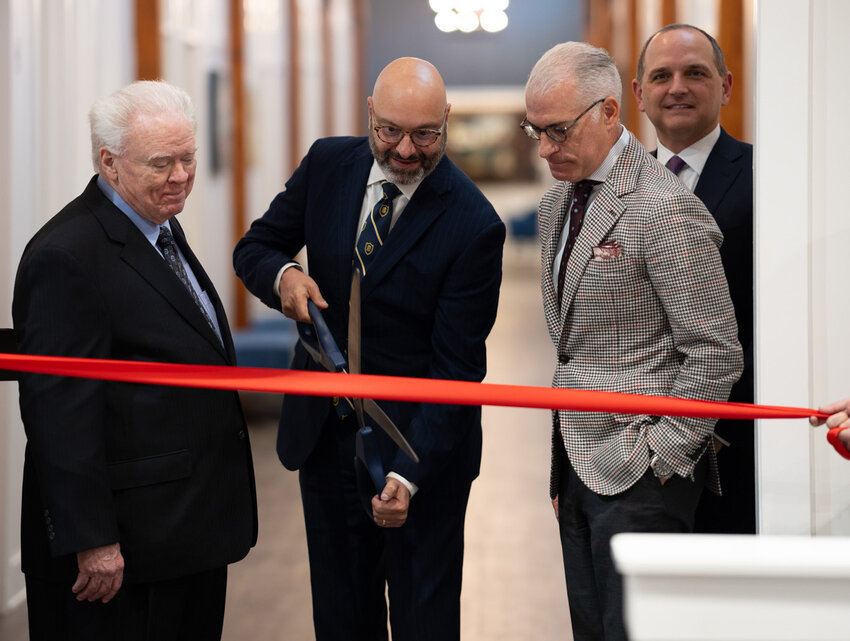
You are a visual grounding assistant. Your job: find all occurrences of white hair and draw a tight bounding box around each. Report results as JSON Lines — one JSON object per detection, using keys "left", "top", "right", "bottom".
{"left": 526, "top": 42, "right": 622, "bottom": 107}
{"left": 88, "top": 80, "right": 197, "bottom": 172}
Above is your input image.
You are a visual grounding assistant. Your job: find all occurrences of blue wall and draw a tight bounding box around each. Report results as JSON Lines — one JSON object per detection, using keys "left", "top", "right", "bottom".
{"left": 366, "top": 0, "right": 584, "bottom": 89}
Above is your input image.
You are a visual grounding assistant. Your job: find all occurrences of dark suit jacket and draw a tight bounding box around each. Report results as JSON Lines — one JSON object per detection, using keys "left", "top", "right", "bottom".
{"left": 234, "top": 137, "right": 505, "bottom": 491}
{"left": 693, "top": 128, "right": 754, "bottom": 415}
{"left": 13, "top": 176, "right": 258, "bottom": 584}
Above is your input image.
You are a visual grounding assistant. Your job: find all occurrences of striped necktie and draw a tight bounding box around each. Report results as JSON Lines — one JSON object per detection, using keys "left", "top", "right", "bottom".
{"left": 354, "top": 181, "right": 400, "bottom": 276}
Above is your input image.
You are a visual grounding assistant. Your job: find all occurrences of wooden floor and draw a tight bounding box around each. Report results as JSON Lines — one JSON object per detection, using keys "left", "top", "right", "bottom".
{"left": 0, "top": 245, "right": 572, "bottom": 640}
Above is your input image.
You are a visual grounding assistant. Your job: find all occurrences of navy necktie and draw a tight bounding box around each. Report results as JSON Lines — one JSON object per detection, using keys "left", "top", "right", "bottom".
{"left": 355, "top": 181, "right": 401, "bottom": 276}
{"left": 156, "top": 226, "right": 217, "bottom": 334}
{"left": 557, "top": 179, "right": 598, "bottom": 302}
{"left": 666, "top": 155, "right": 687, "bottom": 176}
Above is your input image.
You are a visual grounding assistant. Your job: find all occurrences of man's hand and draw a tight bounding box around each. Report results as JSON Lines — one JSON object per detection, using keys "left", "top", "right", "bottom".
{"left": 811, "top": 398, "right": 850, "bottom": 454}
{"left": 278, "top": 268, "right": 327, "bottom": 322}
{"left": 73, "top": 542, "right": 124, "bottom": 603}
{"left": 712, "top": 435, "right": 725, "bottom": 454}
{"left": 372, "top": 478, "right": 410, "bottom": 528}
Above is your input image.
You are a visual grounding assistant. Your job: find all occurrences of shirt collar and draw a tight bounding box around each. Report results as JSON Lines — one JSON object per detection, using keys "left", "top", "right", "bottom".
{"left": 97, "top": 174, "right": 171, "bottom": 246}
{"left": 367, "top": 161, "right": 421, "bottom": 201}
{"left": 656, "top": 124, "right": 721, "bottom": 177}
{"left": 585, "top": 124, "right": 630, "bottom": 184}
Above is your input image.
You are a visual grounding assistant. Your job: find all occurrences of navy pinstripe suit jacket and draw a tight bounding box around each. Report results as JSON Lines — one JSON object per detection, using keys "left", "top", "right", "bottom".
{"left": 234, "top": 137, "right": 505, "bottom": 492}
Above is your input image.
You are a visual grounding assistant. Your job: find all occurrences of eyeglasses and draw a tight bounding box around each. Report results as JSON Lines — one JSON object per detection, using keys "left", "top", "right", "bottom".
{"left": 372, "top": 122, "right": 443, "bottom": 147}
{"left": 520, "top": 98, "right": 605, "bottom": 143}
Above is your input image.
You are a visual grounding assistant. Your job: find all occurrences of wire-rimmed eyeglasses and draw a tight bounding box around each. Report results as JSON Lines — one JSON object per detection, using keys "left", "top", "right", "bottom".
{"left": 520, "top": 98, "right": 605, "bottom": 143}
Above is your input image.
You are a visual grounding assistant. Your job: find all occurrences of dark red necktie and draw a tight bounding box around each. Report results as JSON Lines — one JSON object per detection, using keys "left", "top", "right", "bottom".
{"left": 557, "top": 179, "right": 598, "bottom": 302}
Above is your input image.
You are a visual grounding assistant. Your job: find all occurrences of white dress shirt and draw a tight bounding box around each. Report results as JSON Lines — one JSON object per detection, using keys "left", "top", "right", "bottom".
{"left": 656, "top": 124, "right": 721, "bottom": 192}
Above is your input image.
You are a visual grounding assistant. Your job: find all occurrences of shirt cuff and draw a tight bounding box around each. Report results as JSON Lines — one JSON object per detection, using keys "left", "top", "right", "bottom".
{"left": 387, "top": 472, "right": 418, "bottom": 498}
{"left": 273, "top": 261, "right": 302, "bottom": 299}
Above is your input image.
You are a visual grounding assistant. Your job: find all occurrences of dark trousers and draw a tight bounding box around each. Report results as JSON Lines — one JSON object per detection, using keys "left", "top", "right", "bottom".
{"left": 694, "top": 420, "right": 757, "bottom": 534}
{"left": 25, "top": 566, "right": 227, "bottom": 641}
{"left": 299, "top": 416, "right": 471, "bottom": 641}
{"left": 558, "top": 454, "right": 706, "bottom": 641}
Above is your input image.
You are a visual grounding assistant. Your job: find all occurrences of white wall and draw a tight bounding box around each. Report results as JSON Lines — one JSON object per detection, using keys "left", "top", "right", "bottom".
{"left": 160, "top": 0, "right": 236, "bottom": 320}
{"left": 0, "top": 0, "right": 134, "bottom": 614}
{"left": 756, "top": 0, "right": 850, "bottom": 535}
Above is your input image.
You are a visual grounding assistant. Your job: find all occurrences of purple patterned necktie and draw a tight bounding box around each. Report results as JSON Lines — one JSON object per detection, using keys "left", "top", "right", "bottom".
{"left": 665, "top": 155, "right": 687, "bottom": 176}
{"left": 557, "top": 179, "right": 599, "bottom": 302}
{"left": 156, "top": 226, "right": 217, "bottom": 334}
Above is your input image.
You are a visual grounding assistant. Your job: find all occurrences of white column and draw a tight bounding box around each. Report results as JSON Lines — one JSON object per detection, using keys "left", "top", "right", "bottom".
{"left": 0, "top": 0, "right": 133, "bottom": 613}
{"left": 755, "top": 0, "right": 850, "bottom": 535}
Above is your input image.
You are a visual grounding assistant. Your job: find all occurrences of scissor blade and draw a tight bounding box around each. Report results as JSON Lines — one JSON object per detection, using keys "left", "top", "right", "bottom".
{"left": 348, "top": 269, "right": 365, "bottom": 427}
{"left": 363, "top": 397, "right": 420, "bottom": 464}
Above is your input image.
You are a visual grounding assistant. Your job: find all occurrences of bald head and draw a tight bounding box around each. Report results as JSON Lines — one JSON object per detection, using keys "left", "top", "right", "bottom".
{"left": 367, "top": 57, "right": 450, "bottom": 185}
{"left": 370, "top": 57, "right": 447, "bottom": 121}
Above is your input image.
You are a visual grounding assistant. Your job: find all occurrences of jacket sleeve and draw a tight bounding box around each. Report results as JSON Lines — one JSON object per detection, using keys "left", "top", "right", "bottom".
{"left": 15, "top": 245, "right": 120, "bottom": 557}
{"left": 643, "top": 191, "right": 744, "bottom": 478}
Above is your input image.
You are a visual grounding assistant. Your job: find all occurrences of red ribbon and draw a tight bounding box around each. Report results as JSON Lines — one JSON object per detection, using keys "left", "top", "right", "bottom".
{"left": 0, "top": 353, "right": 827, "bottom": 421}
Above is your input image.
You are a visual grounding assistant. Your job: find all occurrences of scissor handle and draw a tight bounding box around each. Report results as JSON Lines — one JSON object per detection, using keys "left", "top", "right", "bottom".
{"left": 827, "top": 426, "right": 850, "bottom": 460}
{"left": 306, "top": 300, "right": 347, "bottom": 372}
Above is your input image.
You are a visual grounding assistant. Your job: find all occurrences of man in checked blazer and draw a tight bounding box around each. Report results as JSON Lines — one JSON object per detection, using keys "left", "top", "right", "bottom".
{"left": 523, "top": 42, "right": 742, "bottom": 641}
{"left": 633, "top": 24, "right": 755, "bottom": 535}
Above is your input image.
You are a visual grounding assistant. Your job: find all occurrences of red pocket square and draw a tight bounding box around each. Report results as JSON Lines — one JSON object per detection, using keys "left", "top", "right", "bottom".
{"left": 592, "top": 240, "right": 622, "bottom": 259}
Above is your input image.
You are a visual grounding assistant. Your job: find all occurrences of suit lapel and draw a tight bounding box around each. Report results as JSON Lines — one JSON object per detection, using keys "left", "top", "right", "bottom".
{"left": 557, "top": 183, "right": 624, "bottom": 334}
{"left": 169, "top": 219, "right": 232, "bottom": 359}
{"left": 88, "top": 186, "right": 227, "bottom": 358}
{"left": 694, "top": 129, "right": 742, "bottom": 214}
{"left": 556, "top": 135, "right": 639, "bottom": 335}
{"left": 541, "top": 184, "right": 568, "bottom": 332}
{"left": 359, "top": 156, "right": 451, "bottom": 299}
{"left": 329, "top": 145, "right": 373, "bottom": 304}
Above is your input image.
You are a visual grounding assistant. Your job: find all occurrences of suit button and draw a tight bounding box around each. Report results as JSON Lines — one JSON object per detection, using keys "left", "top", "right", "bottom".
{"left": 559, "top": 354, "right": 570, "bottom": 364}
{"left": 48, "top": 532, "right": 55, "bottom": 541}
{"left": 237, "top": 429, "right": 247, "bottom": 440}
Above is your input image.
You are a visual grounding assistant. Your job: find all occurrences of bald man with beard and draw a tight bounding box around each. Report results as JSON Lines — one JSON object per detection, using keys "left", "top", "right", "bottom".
{"left": 233, "top": 57, "right": 505, "bottom": 641}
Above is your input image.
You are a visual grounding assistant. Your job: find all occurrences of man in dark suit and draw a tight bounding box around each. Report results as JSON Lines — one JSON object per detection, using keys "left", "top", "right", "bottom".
{"left": 13, "top": 80, "right": 257, "bottom": 641}
{"left": 524, "top": 41, "right": 742, "bottom": 640}
{"left": 233, "top": 57, "right": 504, "bottom": 641}
{"left": 633, "top": 24, "right": 755, "bottom": 534}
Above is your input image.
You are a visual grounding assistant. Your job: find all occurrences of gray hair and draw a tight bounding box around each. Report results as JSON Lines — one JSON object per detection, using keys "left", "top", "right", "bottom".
{"left": 88, "top": 80, "right": 197, "bottom": 172}
{"left": 526, "top": 42, "right": 622, "bottom": 107}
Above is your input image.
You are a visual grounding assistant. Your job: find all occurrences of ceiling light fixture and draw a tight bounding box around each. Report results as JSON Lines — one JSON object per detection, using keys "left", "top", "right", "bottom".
{"left": 429, "top": 0, "right": 509, "bottom": 34}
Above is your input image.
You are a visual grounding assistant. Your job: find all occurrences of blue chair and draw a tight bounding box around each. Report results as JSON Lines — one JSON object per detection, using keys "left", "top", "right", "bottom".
{"left": 231, "top": 315, "right": 298, "bottom": 369}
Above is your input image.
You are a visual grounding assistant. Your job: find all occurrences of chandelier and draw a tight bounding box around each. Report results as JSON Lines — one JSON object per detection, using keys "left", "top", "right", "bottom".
{"left": 429, "top": 0, "right": 509, "bottom": 34}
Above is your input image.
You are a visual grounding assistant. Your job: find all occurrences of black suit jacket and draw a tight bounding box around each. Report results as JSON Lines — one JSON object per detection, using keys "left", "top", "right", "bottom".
{"left": 13, "top": 176, "right": 258, "bottom": 584}
{"left": 234, "top": 137, "right": 505, "bottom": 492}
{"left": 656, "top": 128, "right": 755, "bottom": 533}
{"left": 694, "top": 129, "right": 754, "bottom": 415}
{"left": 655, "top": 128, "right": 753, "bottom": 413}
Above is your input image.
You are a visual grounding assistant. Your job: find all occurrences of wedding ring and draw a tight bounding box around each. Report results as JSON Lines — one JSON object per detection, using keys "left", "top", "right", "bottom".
{"left": 382, "top": 519, "right": 386, "bottom": 527}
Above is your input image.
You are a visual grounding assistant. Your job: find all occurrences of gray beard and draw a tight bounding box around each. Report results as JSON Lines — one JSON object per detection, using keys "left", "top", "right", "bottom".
{"left": 368, "top": 129, "right": 447, "bottom": 185}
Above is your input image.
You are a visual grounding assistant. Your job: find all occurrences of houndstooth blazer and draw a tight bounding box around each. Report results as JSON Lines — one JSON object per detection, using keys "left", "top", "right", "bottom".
{"left": 541, "top": 130, "right": 743, "bottom": 498}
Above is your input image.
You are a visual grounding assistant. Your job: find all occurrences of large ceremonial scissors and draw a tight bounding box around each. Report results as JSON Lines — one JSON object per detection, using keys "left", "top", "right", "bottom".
{"left": 296, "top": 269, "right": 419, "bottom": 492}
